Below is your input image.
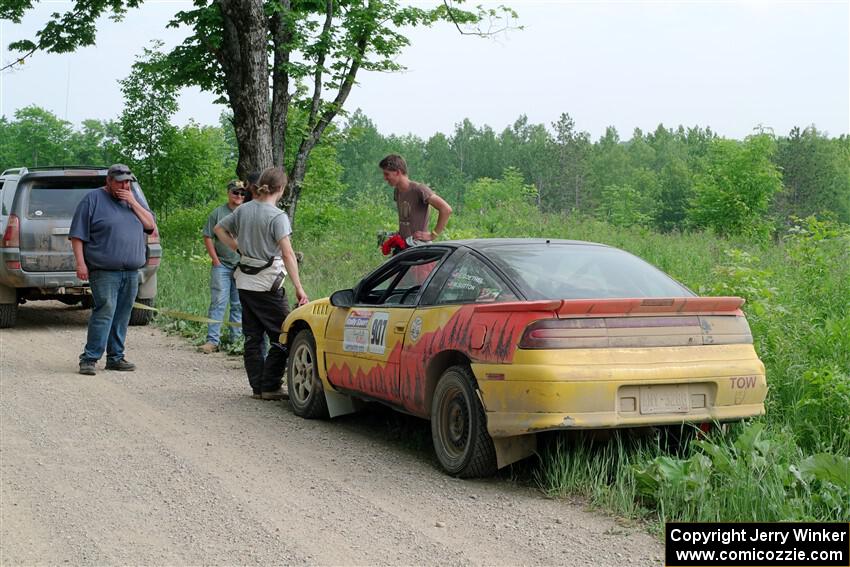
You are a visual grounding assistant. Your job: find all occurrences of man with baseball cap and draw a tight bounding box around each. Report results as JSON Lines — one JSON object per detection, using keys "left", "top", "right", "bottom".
{"left": 70, "top": 164, "right": 156, "bottom": 375}
{"left": 199, "top": 180, "right": 245, "bottom": 353}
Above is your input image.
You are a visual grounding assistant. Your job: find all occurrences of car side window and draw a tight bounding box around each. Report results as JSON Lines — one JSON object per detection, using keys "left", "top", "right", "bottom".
{"left": 358, "top": 253, "right": 443, "bottom": 306}
{"left": 435, "top": 255, "right": 517, "bottom": 304}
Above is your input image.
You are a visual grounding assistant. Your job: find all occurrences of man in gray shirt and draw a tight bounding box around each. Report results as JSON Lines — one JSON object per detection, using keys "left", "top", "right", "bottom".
{"left": 199, "top": 180, "right": 245, "bottom": 353}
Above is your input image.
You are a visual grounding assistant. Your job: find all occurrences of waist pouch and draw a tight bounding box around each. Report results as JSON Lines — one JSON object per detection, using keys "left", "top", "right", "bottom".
{"left": 235, "top": 255, "right": 286, "bottom": 292}
{"left": 237, "top": 257, "right": 274, "bottom": 275}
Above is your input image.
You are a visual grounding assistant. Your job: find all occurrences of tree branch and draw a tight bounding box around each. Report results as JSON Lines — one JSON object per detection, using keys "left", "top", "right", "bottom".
{"left": 0, "top": 47, "right": 36, "bottom": 73}
{"left": 306, "top": 0, "right": 334, "bottom": 130}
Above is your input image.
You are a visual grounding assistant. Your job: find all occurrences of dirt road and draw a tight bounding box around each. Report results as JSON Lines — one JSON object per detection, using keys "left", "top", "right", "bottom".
{"left": 1, "top": 302, "right": 663, "bottom": 566}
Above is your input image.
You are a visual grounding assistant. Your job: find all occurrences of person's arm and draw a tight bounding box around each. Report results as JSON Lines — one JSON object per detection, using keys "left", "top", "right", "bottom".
{"left": 203, "top": 236, "right": 221, "bottom": 266}
{"left": 278, "top": 235, "right": 309, "bottom": 306}
{"left": 213, "top": 225, "right": 238, "bottom": 252}
{"left": 413, "top": 194, "right": 453, "bottom": 241}
{"left": 71, "top": 238, "right": 88, "bottom": 281}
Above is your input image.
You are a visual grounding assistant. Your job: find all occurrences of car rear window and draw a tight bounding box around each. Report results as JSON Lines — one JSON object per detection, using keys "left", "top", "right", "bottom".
{"left": 486, "top": 244, "right": 694, "bottom": 300}
{"left": 25, "top": 178, "right": 103, "bottom": 219}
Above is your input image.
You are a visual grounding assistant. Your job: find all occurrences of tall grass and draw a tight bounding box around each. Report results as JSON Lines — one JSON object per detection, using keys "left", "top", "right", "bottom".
{"left": 156, "top": 195, "right": 850, "bottom": 524}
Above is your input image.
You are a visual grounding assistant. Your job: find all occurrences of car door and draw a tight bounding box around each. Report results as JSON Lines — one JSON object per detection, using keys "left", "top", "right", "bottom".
{"left": 398, "top": 250, "right": 521, "bottom": 415}
{"left": 324, "top": 248, "right": 446, "bottom": 404}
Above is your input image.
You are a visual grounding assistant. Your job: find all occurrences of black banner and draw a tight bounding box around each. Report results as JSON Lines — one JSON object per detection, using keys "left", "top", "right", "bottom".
{"left": 665, "top": 522, "right": 849, "bottom": 567}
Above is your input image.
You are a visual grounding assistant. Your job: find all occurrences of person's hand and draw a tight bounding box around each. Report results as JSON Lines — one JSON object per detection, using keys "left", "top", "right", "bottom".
{"left": 113, "top": 185, "right": 137, "bottom": 205}
{"left": 212, "top": 259, "right": 222, "bottom": 267}
{"left": 413, "top": 230, "right": 434, "bottom": 241}
{"left": 76, "top": 263, "right": 89, "bottom": 281}
{"left": 296, "top": 288, "right": 309, "bottom": 306}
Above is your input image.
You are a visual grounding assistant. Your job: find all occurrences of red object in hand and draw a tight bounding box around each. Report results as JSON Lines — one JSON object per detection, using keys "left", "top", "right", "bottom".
{"left": 381, "top": 233, "right": 408, "bottom": 255}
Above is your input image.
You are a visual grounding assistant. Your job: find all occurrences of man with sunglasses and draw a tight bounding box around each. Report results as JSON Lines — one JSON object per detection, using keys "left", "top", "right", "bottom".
{"left": 70, "top": 164, "right": 156, "bottom": 375}
{"left": 199, "top": 180, "right": 245, "bottom": 353}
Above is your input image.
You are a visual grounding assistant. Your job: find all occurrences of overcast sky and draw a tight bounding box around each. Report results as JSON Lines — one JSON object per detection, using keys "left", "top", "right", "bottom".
{"left": 1, "top": 1, "right": 848, "bottom": 141}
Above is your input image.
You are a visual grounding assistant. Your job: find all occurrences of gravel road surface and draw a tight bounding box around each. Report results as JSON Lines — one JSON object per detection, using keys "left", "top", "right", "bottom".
{"left": 1, "top": 302, "right": 663, "bottom": 566}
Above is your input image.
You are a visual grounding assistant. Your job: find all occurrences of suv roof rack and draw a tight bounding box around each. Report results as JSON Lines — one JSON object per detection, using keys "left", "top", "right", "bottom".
{"left": 26, "top": 165, "right": 109, "bottom": 172}
{"left": 2, "top": 166, "right": 112, "bottom": 177}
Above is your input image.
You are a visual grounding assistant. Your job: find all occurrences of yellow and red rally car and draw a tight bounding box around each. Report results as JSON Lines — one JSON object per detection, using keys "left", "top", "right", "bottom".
{"left": 281, "top": 239, "right": 767, "bottom": 477}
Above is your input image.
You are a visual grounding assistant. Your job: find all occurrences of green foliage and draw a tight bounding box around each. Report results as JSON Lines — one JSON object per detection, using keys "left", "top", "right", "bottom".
{"left": 295, "top": 144, "right": 348, "bottom": 239}
{"left": 688, "top": 134, "right": 783, "bottom": 237}
{"left": 598, "top": 184, "right": 652, "bottom": 228}
{"left": 2, "top": 106, "right": 74, "bottom": 167}
{"left": 0, "top": 106, "right": 121, "bottom": 171}
{"left": 775, "top": 127, "right": 850, "bottom": 224}
{"left": 703, "top": 249, "right": 779, "bottom": 318}
{"left": 155, "top": 123, "right": 236, "bottom": 215}
{"left": 793, "top": 368, "right": 850, "bottom": 453}
{"left": 119, "top": 41, "right": 180, "bottom": 212}
{"left": 464, "top": 168, "right": 539, "bottom": 235}
{"left": 631, "top": 424, "right": 849, "bottom": 522}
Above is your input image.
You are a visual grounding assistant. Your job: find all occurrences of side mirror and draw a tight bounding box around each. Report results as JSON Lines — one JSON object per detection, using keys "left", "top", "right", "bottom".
{"left": 329, "top": 289, "right": 355, "bottom": 308}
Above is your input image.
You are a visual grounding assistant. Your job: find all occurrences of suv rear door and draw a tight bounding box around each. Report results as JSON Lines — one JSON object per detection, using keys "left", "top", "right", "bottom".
{"left": 16, "top": 175, "right": 104, "bottom": 272}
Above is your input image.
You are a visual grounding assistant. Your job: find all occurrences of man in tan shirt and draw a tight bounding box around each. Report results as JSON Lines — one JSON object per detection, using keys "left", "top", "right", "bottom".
{"left": 379, "top": 154, "right": 452, "bottom": 241}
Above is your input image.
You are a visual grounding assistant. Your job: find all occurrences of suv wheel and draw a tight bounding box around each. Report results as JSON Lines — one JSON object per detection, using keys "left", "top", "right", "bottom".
{"left": 0, "top": 303, "right": 18, "bottom": 328}
{"left": 129, "top": 298, "right": 155, "bottom": 326}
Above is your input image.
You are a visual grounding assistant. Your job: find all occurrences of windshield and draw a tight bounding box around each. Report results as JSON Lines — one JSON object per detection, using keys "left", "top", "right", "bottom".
{"left": 485, "top": 243, "right": 693, "bottom": 300}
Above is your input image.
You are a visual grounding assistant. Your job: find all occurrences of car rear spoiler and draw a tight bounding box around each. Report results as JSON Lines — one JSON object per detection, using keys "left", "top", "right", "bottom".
{"left": 475, "top": 297, "right": 745, "bottom": 317}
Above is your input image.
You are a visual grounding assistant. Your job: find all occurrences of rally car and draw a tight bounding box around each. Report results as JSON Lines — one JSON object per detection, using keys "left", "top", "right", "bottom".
{"left": 281, "top": 239, "right": 767, "bottom": 477}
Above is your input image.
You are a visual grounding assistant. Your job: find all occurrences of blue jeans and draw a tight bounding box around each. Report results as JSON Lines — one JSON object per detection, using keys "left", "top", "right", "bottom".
{"left": 81, "top": 269, "right": 139, "bottom": 364}
{"left": 206, "top": 264, "right": 242, "bottom": 345}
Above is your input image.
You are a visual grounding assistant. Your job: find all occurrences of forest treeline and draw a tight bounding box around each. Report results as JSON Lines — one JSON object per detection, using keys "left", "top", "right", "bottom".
{"left": 2, "top": 105, "right": 848, "bottom": 235}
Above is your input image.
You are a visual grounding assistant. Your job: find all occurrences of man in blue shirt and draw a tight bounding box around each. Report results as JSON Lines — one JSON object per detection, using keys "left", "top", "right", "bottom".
{"left": 69, "top": 164, "right": 156, "bottom": 375}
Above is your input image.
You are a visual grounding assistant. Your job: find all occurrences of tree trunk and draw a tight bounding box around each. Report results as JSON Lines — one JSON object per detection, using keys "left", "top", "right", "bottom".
{"left": 270, "top": 1, "right": 292, "bottom": 169}
{"left": 217, "top": 0, "right": 274, "bottom": 178}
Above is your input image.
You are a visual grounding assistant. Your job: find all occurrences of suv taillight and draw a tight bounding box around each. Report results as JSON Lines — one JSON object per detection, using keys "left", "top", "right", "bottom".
{"left": 147, "top": 227, "right": 160, "bottom": 244}
{"left": 2, "top": 214, "right": 20, "bottom": 248}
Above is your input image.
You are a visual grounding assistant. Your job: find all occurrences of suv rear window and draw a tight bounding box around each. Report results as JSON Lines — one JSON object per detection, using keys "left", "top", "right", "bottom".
{"left": 26, "top": 178, "right": 103, "bottom": 219}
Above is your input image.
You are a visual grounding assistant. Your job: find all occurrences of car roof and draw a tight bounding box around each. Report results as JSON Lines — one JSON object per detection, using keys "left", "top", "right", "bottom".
{"left": 429, "top": 238, "right": 613, "bottom": 252}
{"left": 1, "top": 166, "right": 110, "bottom": 180}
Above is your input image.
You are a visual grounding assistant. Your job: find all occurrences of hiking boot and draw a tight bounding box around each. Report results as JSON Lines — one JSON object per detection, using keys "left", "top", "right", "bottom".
{"left": 79, "top": 360, "right": 97, "bottom": 376}
{"left": 198, "top": 342, "right": 219, "bottom": 354}
{"left": 105, "top": 358, "right": 136, "bottom": 371}
{"left": 260, "top": 388, "right": 289, "bottom": 401}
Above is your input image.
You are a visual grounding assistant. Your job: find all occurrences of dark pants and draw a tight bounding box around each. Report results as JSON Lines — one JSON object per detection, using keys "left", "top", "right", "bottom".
{"left": 238, "top": 288, "right": 290, "bottom": 394}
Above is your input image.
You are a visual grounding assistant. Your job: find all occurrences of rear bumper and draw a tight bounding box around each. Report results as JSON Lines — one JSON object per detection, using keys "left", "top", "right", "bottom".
{"left": 473, "top": 344, "right": 767, "bottom": 438}
{"left": 0, "top": 265, "right": 158, "bottom": 299}
{"left": 484, "top": 404, "right": 765, "bottom": 438}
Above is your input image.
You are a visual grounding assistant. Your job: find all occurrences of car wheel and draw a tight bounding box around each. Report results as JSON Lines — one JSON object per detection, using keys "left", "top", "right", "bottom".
{"left": 0, "top": 303, "right": 18, "bottom": 328}
{"left": 287, "top": 329, "right": 328, "bottom": 419}
{"left": 129, "top": 298, "right": 155, "bottom": 326}
{"left": 430, "top": 365, "right": 497, "bottom": 478}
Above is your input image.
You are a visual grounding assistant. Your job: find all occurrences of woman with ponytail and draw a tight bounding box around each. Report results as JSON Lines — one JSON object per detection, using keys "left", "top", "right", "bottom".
{"left": 214, "top": 167, "right": 309, "bottom": 400}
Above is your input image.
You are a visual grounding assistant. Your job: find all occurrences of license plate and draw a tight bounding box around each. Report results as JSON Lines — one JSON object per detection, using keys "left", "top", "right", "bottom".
{"left": 640, "top": 385, "right": 690, "bottom": 414}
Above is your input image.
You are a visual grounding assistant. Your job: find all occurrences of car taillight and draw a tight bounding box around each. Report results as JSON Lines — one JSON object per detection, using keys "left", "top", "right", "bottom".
{"left": 2, "top": 214, "right": 20, "bottom": 248}
{"left": 519, "top": 319, "right": 608, "bottom": 349}
{"left": 519, "top": 315, "right": 752, "bottom": 349}
{"left": 147, "top": 227, "right": 160, "bottom": 244}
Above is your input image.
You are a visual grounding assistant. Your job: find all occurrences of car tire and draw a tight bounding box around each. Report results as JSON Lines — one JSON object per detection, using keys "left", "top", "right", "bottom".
{"left": 287, "top": 329, "right": 328, "bottom": 419}
{"left": 129, "top": 298, "right": 155, "bottom": 326}
{"left": 430, "top": 365, "right": 497, "bottom": 478}
{"left": 0, "top": 303, "right": 18, "bottom": 328}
